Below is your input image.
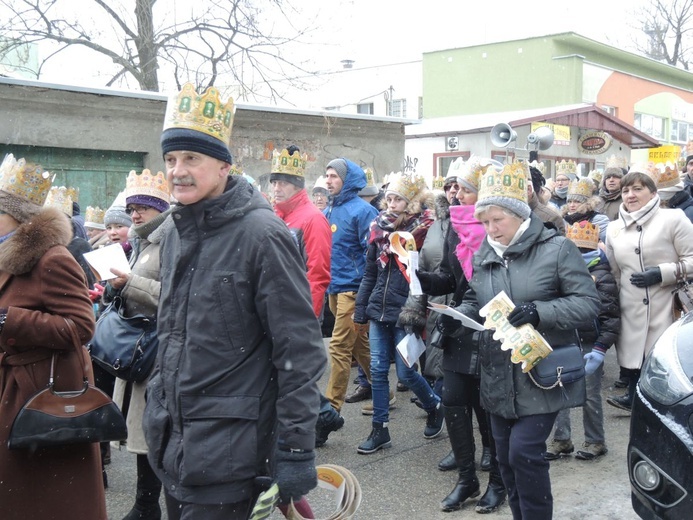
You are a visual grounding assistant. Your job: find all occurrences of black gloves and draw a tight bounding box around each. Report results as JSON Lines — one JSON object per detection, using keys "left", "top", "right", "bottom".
{"left": 404, "top": 324, "right": 423, "bottom": 338}
{"left": 630, "top": 267, "right": 662, "bottom": 288}
{"left": 507, "top": 302, "right": 540, "bottom": 328}
{"left": 437, "top": 313, "right": 460, "bottom": 336}
{"left": 275, "top": 449, "right": 317, "bottom": 504}
{"left": 415, "top": 270, "right": 433, "bottom": 294}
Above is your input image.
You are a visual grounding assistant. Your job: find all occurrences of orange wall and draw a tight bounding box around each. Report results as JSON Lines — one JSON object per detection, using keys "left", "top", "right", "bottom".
{"left": 596, "top": 71, "right": 693, "bottom": 124}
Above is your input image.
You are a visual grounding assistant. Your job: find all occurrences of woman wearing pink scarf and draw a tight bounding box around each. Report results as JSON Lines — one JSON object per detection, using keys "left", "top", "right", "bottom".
{"left": 415, "top": 157, "right": 506, "bottom": 513}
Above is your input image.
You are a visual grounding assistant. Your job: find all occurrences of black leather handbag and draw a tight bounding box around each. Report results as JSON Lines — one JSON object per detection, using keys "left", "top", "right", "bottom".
{"left": 8, "top": 323, "right": 127, "bottom": 450}
{"left": 88, "top": 296, "right": 158, "bottom": 383}
{"left": 528, "top": 344, "right": 585, "bottom": 390}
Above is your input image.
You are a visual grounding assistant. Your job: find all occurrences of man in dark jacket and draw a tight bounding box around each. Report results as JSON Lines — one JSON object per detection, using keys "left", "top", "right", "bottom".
{"left": 142, "top": 83, "right": 326, "bottom": 520}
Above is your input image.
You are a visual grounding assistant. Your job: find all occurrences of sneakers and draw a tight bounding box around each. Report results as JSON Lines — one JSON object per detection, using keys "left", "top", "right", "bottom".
{"left": 424, "top": 403, "right": 445, "bottom": 439}
{"left": 345, "top": 385, "right": 372, "bottom": 403}
{"left": 315, "top": 408, "right": 345, "bottom": 448}
{"left": 357, "top": 423, "right": 391, "bottom": 454}
{"left": 575, "top": 442, "right": 608, "bottom": 460}
{"left": 361, "top": 391, "right": 396, "bottom": 415}
{"left": 543, "top": 439, "right": 574, "bottom": 460}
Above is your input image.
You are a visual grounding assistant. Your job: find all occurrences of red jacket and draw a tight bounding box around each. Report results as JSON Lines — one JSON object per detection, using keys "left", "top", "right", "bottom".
{"left": 275, "top": 190, "right": 332, "bottom": 317}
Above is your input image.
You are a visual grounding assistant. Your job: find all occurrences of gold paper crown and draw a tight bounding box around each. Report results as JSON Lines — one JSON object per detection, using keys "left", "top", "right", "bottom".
{"left": 431, "top": 175, "right": 445, "bottom": 190}
{"left": 85, "top": 206, "right": 105, "bottom": 227}
{"left": 528, "top": 160, "right": 546, "bottom": 175}
{"left": 565, "top": 220, "right": 599, "bottom": 250}
{"left": 0, "top": 153, "right": 52, "bottom": 206}
{"left": 648, "top": 162, "right": 680, "bottom": 189}
{"left": 126, "top": 169, "right": 170, "bottom": 202}
{"left": 386, "top": 171, "right": 427, "bottom": 202}
{"left": 605, "top": 155, "right": 628, "bottom": 170}
{"left": 364, "top": 168, "right": 376, "bottom": 188}
{"left": 556, "top": 160, "right": 577, "bottom": 177}
{"left": 163, "top": 83, "right": 235, "bottom": 144}
{"left": 229, "top": 164, "right": 244, "bottom": 176}
{"left": 44, "top": 186, "right": 73, "bottom": 215}
{"left": 588, "top": 170, "right": 603, "bottom": 184}
{"left": 66, "top": 186, "right": 79, "bottom": 203}
{"left": 446, "top": 157, "right": 469, "bottom": 180}
{"left": 477, "top": 161, "right": 529, "bottom": 205}
{"left": 629, "top": 161, "right": 658, "bottom": 176}
{"left": 459, "top": 155, "right": 494, "bottom": 191}
{"left": 567, "top": 178, "right": 595, "bottom": 201}
{"left": 271, "top": 148, "right": 307, "bottom": 178}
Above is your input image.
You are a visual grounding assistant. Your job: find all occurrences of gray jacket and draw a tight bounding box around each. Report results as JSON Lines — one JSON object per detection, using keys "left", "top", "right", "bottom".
{"left": 457, "top": 215, "right": 599, "bottom": 419}
{"left": 143, "top": 177, "right": 326, "bottom": 504}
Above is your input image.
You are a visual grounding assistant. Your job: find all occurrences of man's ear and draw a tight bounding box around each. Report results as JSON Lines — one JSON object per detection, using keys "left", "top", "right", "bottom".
{"left": 220, "top": 161, "right": 232, "bottom": 176}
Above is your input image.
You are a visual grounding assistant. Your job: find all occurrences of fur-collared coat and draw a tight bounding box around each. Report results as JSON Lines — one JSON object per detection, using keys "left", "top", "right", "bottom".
{"left": 0, "top": 208, "right": 103, "bottom": 520}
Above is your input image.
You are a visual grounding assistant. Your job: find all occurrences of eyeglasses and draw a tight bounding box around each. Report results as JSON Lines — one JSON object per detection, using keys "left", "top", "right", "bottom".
{"left": 444, "top": 182, "right": 460, "bottom": 192}
{"left": 125, "top": 205, "right": 151, "bottom": 215}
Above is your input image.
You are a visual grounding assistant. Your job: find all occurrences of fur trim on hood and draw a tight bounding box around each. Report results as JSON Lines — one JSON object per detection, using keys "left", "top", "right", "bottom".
{"left": 561, "top": 196, "right": 602, "bottom": 217}
{"left": 0, "top": 207, "right": 73, "bottom": 275}
{"left": 434, "top": 193, "right": 451, "bottom": 221}
{"left": 379, "top": 189, "right": 436, "bottom": 216}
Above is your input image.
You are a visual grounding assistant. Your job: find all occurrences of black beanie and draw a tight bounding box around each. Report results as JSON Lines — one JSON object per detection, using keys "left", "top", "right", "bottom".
{"left": 161, "top": 128, "right": 233, "bottom": 164}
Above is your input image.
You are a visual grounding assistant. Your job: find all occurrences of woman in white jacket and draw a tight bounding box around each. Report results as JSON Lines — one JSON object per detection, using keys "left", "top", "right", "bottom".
{"left": 605, "top": 167, "right": 693, "bottom": 410}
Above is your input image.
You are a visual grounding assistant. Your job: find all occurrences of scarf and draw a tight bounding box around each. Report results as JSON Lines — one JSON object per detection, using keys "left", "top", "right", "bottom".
{"left": 554, "top": 186, "right": 568, "bottom": 199}
{"left": 371, "top": 209, "right": 434, "bottom": 267}
{"left": 487, "top": 218, "right": 531, "bottom": 259}
{"left": 618, "top": 194, "right": 660, "bottom": 229}
{"left": 564, "top": 210, "right": 596, "bottom": 225}
{"left": 582, "top": 249, "right": 602, "bottom": 269}
{"left": 598, "top": 186, "right": 621, "bottom": 202}
{"left": 449, "top": 204, "right": 485, "bottom": 281}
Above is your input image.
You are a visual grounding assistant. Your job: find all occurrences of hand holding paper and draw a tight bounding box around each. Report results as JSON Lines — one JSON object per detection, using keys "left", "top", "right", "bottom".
{"left": 83, "top": 244, "right": 132, "bottom": 281}
{"left": 427, "top": 302, "right": 486, "bottom": 331}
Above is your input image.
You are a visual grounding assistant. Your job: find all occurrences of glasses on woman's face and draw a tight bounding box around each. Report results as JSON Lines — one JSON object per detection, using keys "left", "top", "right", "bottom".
{"left": 125, "top": 204, "right": 151, "bottom": 216}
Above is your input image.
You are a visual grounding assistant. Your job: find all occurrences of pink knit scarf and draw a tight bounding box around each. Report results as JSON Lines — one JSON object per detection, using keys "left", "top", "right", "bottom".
{"left": 449, "top": 204, "right": 486, "bottom": 281}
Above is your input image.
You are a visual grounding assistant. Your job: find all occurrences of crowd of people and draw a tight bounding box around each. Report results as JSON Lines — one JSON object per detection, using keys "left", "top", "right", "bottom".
{"left": 0, "top": 79, "right": 692, "bottom": 520}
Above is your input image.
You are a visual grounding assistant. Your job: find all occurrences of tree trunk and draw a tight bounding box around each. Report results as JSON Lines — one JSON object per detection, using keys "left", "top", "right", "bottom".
{"left": 134, "top": 0, "right": 159, "bottom": 91}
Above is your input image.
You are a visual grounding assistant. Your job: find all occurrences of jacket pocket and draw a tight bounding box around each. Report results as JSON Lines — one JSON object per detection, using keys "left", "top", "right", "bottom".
{"left": 213, "top": 272, "right": 252, "bottom": 354}
{"left": 179, "top": 394, "right": 260, "bottom": 486}
{"left": 142, "top": 375, "right": 171, "bottom": 470}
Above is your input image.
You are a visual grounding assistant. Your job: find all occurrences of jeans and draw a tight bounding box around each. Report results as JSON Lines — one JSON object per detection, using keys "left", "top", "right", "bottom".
{"left": 491, "top": 412, "right": 558, "bottom": 520}
{"left": 369, "top": 320, "right": 439, "bottom": 425}
{"left": 325, "top": 292, "right": 371, "bottom": 412}
{"left": 356, "top": 364, "right": 370, "bottom": 389}
{"left": 553, "top": 346, "right": 604, "bottom": 444}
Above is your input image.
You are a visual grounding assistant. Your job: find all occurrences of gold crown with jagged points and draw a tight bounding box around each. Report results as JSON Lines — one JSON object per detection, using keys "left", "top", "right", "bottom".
{"left": 125, "top": 169, "right": 170, "bottom": 201}
{"left": 271, "top": 148, "right": 307, "bottom": 178}
{"left": 588, "top": 169, "right": 603, "bottom": 185}
{"left": 477, "top": 161, "right": 528, "bottom": 205}
{"left": 556, "top": 159, "right": 577, "bottom": 177}
{"left": 567, "top": 178, "right": 595, "bottom": 201}
{"left": 446, "top": 156, "right": 469, "bottom": 180}
{"left": 606, "top": 154, "right": 628, "bottom": 170}
{"left": 528, "top": 160, "right": 546, "bottom": 175}
{"left": 565, "top": 220, "right": 599, "bottom": 250}
{"left": 648, "top": 161, "right": 680, "bottom": 189}
{"left": 629, "top": 161, "right": 659, "bottom": 176}
{"left": 66, "top": 186, "right": 79, "bottom": 203}
{"left": 431, "top": 175, "right": 445, "bottom": 190}
{"left": 385, "top": 171, "right": 427, "bottom": 202}
{"left": 0, "top": 153, "right": 52, "bottom": 206}
{"left": 229, "top": 164, "right": 244, "bottom": 176}
{"left": 459, "top": 155, "right": 496, "bottom": 192}
{"left": 364, "top": 167, "right": 376, "bottom": 188}
{"left": 85, "top": 206, "right": 105, "bottom": 228}
{"left": 163, "top": 83, "right": 235, "bottom": 144}
{"left": 44, "top": 186, "right": 73, "bottom": 215}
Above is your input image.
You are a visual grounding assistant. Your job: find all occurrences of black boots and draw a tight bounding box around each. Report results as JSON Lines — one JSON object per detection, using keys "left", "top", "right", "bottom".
{"left": 122, "top": 454, "right": 162, "bottom": 520}
{"left": 607, "top": 368, "right": 640, "bottom": 412}
{"left": 357, "top": 422, "right": 392, "bottom": 454}
{"left": 475, "top": 469, "right": 507, "bottom": 514}
{"left": 441, "top": 406, "right": 480, "bottom": 512}
{"left": 438, "top": 450, "right": 457, "bottom": 471}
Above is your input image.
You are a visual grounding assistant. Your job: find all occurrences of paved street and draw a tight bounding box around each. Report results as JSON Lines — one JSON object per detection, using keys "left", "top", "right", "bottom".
{"left": 106, "top": 343, "right": 640, "bottom": 520}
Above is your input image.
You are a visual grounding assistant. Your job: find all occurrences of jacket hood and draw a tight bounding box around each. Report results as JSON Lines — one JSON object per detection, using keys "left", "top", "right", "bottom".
{"left": 0, "top": 207, "right": 73, "bottom": 275}
{"left": 174, "top": 176, "right": 273, "bottom": 228}
{"left": 331, "top": 159, "right": 367, "bottom": 206}
{"left": 561, "top": 196, "right": 601, "bottom": 217}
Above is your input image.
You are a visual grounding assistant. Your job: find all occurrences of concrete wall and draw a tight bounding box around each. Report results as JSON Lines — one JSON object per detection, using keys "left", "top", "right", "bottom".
{"left": 0, "top": 77, "right": 408, "bottom": 192}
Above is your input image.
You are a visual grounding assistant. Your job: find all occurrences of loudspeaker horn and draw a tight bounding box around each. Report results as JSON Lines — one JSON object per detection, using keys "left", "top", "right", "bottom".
{"left": 490, "top": 123, "right": 517, "bottom": 148}
{"left": 526, "top": 126, "right": 554, "bottom": 151}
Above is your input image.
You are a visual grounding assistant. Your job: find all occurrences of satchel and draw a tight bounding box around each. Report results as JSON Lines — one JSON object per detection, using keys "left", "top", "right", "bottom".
{"left": 527, "top": 344, "right": 585, "bottom": 390}
{"left": 88, "top": 296, "right": 158, "bottom": 383}
{"left": 8, "top": 323, "right": 128, "bottom": 450}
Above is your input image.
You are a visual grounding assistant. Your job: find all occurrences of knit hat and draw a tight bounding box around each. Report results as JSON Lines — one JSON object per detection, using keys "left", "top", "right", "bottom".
{"left": 160, "top": 83, "right": 234, "bottom": 164}
{"left": 0, "top": 153, "right": 52, "bottom": 223}
{"left": 125, "top": 169, "right": 170, "bottom": 213}
{"left": 686, "top": 155, "right": 693, "bottom": 168}
{"left": 104, "top": 191, "right": 132, "bottom": 227}
{"left": 358, "top": 167, "right": 379, "bottom": 196}
{"left": 475, "top": 161, "right": 531, "bottom": 220}
{"left": 270, "top": 145, "right": 306, "bottom": 188}
{"left": 313, "top": 175, "right": 329, "bottom": 195}
{"left": 326, "top": 158, "right": 348, "bottom": 182}
{"left": 603, "top": 166, "right": 624, "bottom": 180}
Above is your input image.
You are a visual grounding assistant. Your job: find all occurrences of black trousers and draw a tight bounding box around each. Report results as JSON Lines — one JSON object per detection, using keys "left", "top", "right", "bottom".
{"left": 164, "top": 492, "right": 253, "bottom": 520}
{"left": 442, "top": 370, "right": 490, "bottom": 448}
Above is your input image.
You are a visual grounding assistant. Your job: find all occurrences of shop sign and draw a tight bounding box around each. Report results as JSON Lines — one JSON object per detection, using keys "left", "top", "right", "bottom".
{"left": 579, "top": 131, "right": 612, "bottom": 154}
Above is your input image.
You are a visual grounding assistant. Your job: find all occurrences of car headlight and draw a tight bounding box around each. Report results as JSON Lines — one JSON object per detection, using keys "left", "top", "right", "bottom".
{"left": 640, "top": 319, "right": 693, "bottom": 405}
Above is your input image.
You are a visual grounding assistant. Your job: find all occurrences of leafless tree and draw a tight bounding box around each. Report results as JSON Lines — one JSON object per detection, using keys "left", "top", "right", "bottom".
{"left": 0, "top": 0, "right": 321, "bottom": 99}
{"left": 632, "top": 0, "right": 692, "bottom": 70}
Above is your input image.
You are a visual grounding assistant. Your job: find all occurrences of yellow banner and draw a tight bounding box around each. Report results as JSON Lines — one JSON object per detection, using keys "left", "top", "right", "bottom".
{"left": 648, "top": 145, "right": 681, "bottom": 162}
{"left": 531, "top": 122, "right": 571, "bottom": 146}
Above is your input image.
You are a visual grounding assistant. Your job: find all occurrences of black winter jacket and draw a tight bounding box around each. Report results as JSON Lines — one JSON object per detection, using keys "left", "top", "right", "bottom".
{"left": 576, "top": 252, "right": 620, "bottom": 349}
{"left": 667, "top": 189, "right": 693, "bottom": 224}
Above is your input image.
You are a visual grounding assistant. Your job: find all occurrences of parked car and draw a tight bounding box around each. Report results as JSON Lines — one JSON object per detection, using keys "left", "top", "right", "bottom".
{"left": 629, "top": 311, "right": 693, "bottom": 519}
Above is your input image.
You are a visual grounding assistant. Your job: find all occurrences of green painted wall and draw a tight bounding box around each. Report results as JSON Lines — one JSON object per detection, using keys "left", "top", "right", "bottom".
{"left": 0, "top": 145, "right": 143, "bottom": 210}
